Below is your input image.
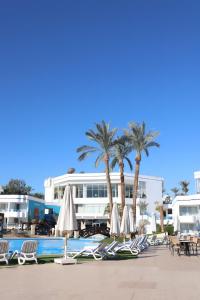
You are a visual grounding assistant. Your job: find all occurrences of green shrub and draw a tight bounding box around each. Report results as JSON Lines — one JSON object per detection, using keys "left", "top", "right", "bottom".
{"left": 164, "top": 224, "right": 174, "bottom": 235}
{"left": 156, "top": 224, "right": 161, "bottom": 233}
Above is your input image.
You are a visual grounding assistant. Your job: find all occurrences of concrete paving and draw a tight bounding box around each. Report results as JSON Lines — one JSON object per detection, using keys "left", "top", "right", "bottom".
{"left": 1, "top": 246, "right": 200, "bottom": 300}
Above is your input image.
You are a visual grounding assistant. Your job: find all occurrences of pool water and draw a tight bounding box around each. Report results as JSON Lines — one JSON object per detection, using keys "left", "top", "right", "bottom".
{"left": 1, "top": 237, "right": 100, "bottom": 256}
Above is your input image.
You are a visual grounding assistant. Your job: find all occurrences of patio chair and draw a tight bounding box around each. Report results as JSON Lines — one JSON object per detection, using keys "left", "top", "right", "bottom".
{"left": 68, "top": 242, "right": 108, "bottom": 261}
{"left": 14, "top": 240, "right": 38, "bottom": 265}
{"left": 170, "top": 237, "right": 181, "bottom": 256}
{"left": 0, "top": 240, "right": 10, "bottom": 265}
{"left": 115, "top": 239, "right": 139, "bottom": 256}
{"left": 104, "top": 241, "right": 119, "bottom": 256}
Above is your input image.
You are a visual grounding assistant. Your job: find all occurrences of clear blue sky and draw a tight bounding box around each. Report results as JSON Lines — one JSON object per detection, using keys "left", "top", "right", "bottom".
{"left": 0, "top": 0, "right": 200, "bottom": 194}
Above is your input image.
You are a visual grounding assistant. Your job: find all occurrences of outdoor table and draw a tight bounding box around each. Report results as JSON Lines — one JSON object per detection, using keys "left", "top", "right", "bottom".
{"left": 179, "top": 240, "right": 191, "bottom": 256}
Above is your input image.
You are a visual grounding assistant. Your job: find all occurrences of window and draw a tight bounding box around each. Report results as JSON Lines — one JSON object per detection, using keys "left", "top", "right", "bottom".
{"left": 168, "top": 209, "right": 172, "bottom": 215}
{"left": 196, "top": 179, "right": 200, "bottom": 194}
{"left": 54, "top": 186, "right": 65, "bottom": 199}
{"left": 0, "top": 203, "right": 7, "bottom": 211}
{"left": 86, "top": 184, "right": 107, "bottom": 198}
{"left": 179, "top": 206, "right": 199, "bottom": 216}
{"left": 16, "top": 204, "right": 20, "bottom": 211}
{"left": 112, "top": 184, "right": 118, "bottom": 197}
{"left": 180, "top": 223, "right": 195, "bottom": 233}
{"left": 86, "top": 184, "right": 118, "bottom": 198}
{"left": 138, "top": 181, "right": 146, "bottom": 198}
{"left": 76, "top": 204, "right": 107, "bottom": 215}
{"left": 75, "top": 185, "right": 83, "bottom": 198}
{"left": 125, "top": 185, "right": 133, "bottom": 198}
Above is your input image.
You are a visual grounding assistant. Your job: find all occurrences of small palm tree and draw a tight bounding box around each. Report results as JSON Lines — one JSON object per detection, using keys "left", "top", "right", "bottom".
{"left": 138, "top": 219, "right": 150, "bottom": 235}
{"left": 179, "top": 180, "right": 190, "bottom": 195}
{"left": 125, "top": 121, "right": 160, "bottom": 229}
{"left": 137, "top": 200, "right": 148, "bottom": 220}
{"left": 77, "top": 121, "right": 117, "bottom": 219}
{"left": 171, "top": 187, "right": 179, "bottom": 198}
{"left": 155, "top": 201, "right": 164, "bottom": 233}
{"left": 110, "top": 138, "right": 132, "bottom": 213}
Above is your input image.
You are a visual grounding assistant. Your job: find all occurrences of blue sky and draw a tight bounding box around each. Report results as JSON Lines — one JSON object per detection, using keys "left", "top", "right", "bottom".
{"left": 0, "top": 0, "right": 200, "bottom": 194}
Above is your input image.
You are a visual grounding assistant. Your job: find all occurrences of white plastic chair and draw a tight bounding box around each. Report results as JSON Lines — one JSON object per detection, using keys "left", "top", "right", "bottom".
{"left": 0, "top": 240, "right": 10, "bottom": 265}
{"left": 68, "top": 242, "right": 108, "bottom": 260}
{"left": 14, "top": 240, "right": 38, "bottom": 265}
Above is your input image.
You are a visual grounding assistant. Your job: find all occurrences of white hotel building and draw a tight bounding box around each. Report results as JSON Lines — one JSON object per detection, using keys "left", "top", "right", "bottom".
{"left": 0, "top": 195, "right": 44, "bottom": 228}
{"left": 44, "top": 172, "right": 163, "bottom": 229}
{"left": 173, "top": 171, "right": 200, "bottom": 234}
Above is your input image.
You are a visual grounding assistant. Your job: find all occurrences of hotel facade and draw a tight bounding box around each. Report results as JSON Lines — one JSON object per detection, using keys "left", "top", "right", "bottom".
{"left": 0, "top": 195, "right": 44, "bottom": 228}
{"left": 172, "top": 171, "right": 200, "bottom": 234}
{"left": 44, "top": 172, "right": 163, "bottom": 229}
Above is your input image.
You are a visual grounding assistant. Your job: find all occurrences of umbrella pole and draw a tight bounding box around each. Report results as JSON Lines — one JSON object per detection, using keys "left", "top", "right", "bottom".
{"left": 64, "top": 236, "right": 67, "bottom": 259}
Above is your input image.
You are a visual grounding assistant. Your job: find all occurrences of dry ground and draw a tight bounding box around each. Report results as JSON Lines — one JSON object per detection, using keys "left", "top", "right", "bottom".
{"left": 1, "top": 245, "right": 200, "bottom": 300}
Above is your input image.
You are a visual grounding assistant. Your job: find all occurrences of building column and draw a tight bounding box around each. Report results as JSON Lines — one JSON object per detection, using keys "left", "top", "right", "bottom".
{"left": 81, "top": 220, "right": 85, "bottom": 230}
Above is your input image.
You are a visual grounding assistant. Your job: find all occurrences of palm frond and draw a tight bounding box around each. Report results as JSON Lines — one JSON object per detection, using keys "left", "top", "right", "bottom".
{"left": 144, "top": 148, "right": 149, "bottom": 157}
{"left": 145, "top": 141, "right": 160, "bottom": 148}
{"left": 124, "top": 157, "right": 133, "bottom": 171}
{"left": 94, "top": 153, "right": 104, "bottom": 168}
{"left": 77, "top": 145, "right": 98, "bottom": 153}
{"left": 110, "top": 157, "right": 118, "bottom": 171}
{"left": 77, "top": 149, "right": 97, "bottom": 161}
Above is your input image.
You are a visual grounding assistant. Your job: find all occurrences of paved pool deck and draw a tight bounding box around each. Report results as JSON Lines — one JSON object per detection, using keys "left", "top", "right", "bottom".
{"left": 1, "top": 245, "right": 200, "bottom": 300}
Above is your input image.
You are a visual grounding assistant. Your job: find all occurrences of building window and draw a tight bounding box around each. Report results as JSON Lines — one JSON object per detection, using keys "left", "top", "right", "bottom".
{"left": 0, "top": 203, "right": 7, "bottom": 211}
{"left": 14, "top": 218, "right": 19, "bottom": 224}
{"left": 138, "top": 181, "right": 146, "bottom": 198}
{"left": 180, "top": 223, "right": 195, "bottom": 233}
{"left": 125, "top": 185, "right": 133, "bottom": 198}
{"left": 179, "top": 206, "right": 198, "bottom": 216}
{"left": 16, "top": 204, "right": 20, "bottom": 211}
{"left": 168, "top": 209, "right": 172, "bottom": 215}
{"left": 196, "top": 179, "right": 200, "bottom": 194}
{"left": 76, "top": 204, "right": 107, "bottom": 215}
{"left": 86, "top": 184, "right": 118, "bottom": 198}
{"left": 86, "top": 184, "right": 107, "bottom": 198}
{"left": 54, "top": 186, "right": 65, "bottom": 199}
{"left": 75, "top": 185, "right": 83, "bottom": 198}
{"left": 112, "top": 184, "right": 118, "bottom": 197}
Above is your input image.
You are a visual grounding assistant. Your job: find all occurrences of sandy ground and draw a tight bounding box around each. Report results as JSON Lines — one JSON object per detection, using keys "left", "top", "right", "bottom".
{"left": 1, "top": 245, "right": 200, "bottom": 300}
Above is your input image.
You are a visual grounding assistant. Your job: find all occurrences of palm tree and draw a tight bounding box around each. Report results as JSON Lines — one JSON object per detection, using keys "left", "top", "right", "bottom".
{"left": 155, "top": 201, "right": 164, "bottom": 233}
{"left": 171, "top": 187, "right": 179, "bottom": 198}
{"left": 125, "top": 121, "right": 160, "bottom": 229}
{"left": 137, "top": 199, "right": 148, "bottom": 221}
{"left": 77, "top": 121, "right": 117, "bottom": 219}
{"left": 179, "top": 180, "right": 190, "bottom": 195}
{"left": 137, "top": 199, "right": 149, "bottom": 234}
{"left": 110, "top": 138, "right": 132, "bottom": 214}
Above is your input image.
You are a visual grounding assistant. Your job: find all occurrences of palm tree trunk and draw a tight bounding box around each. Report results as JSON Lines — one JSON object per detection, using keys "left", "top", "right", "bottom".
{"left": 132, "top": 155, "right": 141, "bottom": 229}
{"left": 119, "top": 161, "right": 125, "bottom": 215}
{"left": 104, "top": 155, "right": 113, "bottom": 221}
{"left": 160, "top": 206, "right": 164, "bottom": 233}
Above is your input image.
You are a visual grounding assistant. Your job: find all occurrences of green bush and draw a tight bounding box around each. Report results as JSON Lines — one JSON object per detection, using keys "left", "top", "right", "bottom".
{"left": 156, "top": 224, "right": 161, "bottom": 233}
{"left": 164, "top": 224, "right": 174, "bottom": 235}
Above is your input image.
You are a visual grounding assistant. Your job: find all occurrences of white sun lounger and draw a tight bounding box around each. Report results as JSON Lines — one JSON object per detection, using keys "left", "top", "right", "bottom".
{"left": 0, "top": 240, "right": 10, "bottom": 265}
{"left": 115, "top": 240, "right": 139, "bottom": 256}
{"left": 68, "top": 242, "right": 108, "bottom": 261}
{"left": 14, "top": 240, "right": 38, "bottom": 265}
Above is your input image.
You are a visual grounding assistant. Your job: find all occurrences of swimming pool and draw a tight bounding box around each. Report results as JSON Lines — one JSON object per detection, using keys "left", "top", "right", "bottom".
{"left": 1, "top": 237, "right": 100, "bottom": 256}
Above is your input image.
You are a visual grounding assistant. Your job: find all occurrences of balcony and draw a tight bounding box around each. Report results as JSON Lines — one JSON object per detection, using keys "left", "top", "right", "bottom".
{"left": 3, "top": 210, "right": 28, "bottom": 218}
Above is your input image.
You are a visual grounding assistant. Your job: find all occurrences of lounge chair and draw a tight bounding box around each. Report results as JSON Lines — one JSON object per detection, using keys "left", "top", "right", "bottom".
{"left": 115, "top": 239, "right": 139, "bottom": 256}
{"left": 68, "top": 242, "right": 108, "bottom": 261}
{"left": 14, "top": 240, "right": 38, "bottom": 265}
{"left": 0, "top": 240, "right": 10, "bottom": 264}
{"left": 104, "top": 241, "right": 119, "bottom": 256}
